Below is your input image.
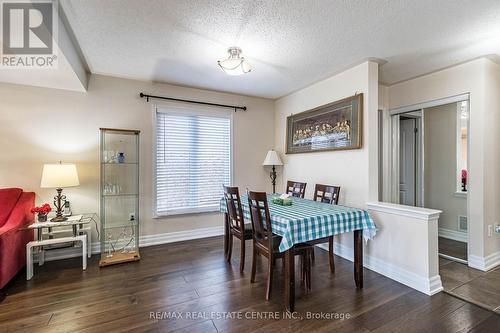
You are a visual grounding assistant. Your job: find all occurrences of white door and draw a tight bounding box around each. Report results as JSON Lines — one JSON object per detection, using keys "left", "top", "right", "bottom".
{"left": 399, "top": 117, "right": 416, "bottom": 206}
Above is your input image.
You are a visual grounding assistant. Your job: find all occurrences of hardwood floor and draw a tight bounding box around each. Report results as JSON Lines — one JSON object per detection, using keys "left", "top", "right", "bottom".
{"left": 1, "top": 236, "right": 498, "bottom": 332}
{"left": 440, "top": 257, "right": 500, "bottom": 313}
{"left": 438, "top": 237, "right": 468, "bottom": 261}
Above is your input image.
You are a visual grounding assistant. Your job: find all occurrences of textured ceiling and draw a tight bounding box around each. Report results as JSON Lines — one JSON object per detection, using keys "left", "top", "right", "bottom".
{"left": 61, "top": 0, "right": 500, "bottom": 98}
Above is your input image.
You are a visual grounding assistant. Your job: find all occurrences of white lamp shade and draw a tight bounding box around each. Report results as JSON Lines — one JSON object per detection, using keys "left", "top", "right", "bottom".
{"left": 40, "top": 163, "right": 80, "bottom": 188}
{"left": 262, "top": 150, "right": 283, "bottom": 166}
{"left": 218, "top": 58, "right": 252, "bottom": 76}
{"left": 217, "top": 47, "right": 252, "bottom": 76}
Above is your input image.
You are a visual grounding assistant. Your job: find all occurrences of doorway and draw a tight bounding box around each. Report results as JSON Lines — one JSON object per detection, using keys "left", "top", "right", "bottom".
{"left": 398, "top": 112, "right": 422, "bottom": 207}
{"left": 391, "top": 99, "right": 469, "bottom": 263}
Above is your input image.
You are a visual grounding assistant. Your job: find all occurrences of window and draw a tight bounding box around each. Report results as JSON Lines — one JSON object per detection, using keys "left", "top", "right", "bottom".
{"left": 155, "top": 108, "right": 232, "bottom": 216}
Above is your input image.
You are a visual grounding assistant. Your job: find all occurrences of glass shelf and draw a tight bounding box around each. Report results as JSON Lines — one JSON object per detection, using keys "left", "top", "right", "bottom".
{"left": 102, "top": 193, "right": 138, "bottom": 197}
{"left": 101, "top": 162, "right": 139, "bottom": 165}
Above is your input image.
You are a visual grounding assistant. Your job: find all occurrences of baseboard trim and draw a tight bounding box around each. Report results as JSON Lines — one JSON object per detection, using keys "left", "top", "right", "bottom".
{"left": 438, "top": 228, "right": 468, "bottom": 243}
{"left": 139, "top": 226, "right": 224, "bottom": 248}
{"left": 469, "top": 252, "right": 500, "bottom": 271}
{"left": 35, "top": 226, "right": 224, "bottom": 263}
{"left": 317, "top": 243, "right": 443, "bottom": 296}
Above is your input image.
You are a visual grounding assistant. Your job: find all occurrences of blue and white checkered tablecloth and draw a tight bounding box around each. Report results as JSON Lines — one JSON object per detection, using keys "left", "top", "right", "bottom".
{"left": 220, "top": 194, "right": 377, "bottom": 252}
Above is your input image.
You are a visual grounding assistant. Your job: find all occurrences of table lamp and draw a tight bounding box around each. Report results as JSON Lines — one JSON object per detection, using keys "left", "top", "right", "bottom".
{"left": 40, "top": 162, "right": 80, "bottom": 222}
{"left": 262, "top": 150, "right": 283, "bottom": 194}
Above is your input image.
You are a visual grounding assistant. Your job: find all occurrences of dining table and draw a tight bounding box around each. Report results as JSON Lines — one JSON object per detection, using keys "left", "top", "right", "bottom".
{"left": 220, "top": 193, "right": 377, "bottom": 312}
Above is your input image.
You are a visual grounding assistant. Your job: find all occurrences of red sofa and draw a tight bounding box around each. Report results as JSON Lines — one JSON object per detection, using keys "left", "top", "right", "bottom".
{"left": 0, "top": 188, "right": 34, "bottom": 289}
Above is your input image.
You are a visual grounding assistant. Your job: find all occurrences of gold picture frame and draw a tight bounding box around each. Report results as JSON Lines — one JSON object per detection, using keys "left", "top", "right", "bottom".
{"left": 286, "top": 94, "right": 363, "bottom": 154}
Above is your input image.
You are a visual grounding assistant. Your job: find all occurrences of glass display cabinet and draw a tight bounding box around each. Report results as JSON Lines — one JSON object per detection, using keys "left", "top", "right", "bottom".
{"left": 99, "top": 128, "right": 140, "bottom": 267}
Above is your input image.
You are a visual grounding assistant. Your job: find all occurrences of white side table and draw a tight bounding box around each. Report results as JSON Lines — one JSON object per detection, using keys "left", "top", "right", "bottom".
{"left": 26, "top": 235, "right": 87, "bottom": 280}
{"left": 24, "top": 214, "right": 97, "bottom": 280}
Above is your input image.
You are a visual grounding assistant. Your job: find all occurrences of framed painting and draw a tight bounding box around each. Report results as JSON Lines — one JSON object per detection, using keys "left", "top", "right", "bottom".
{"left": 286, "top": 94, "right": 363, "bottom": 154}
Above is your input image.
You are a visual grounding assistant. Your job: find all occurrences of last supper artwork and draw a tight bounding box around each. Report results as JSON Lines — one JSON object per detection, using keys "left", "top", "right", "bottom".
{"left": 286, "top": 94, "right": 362, "bottom": 154}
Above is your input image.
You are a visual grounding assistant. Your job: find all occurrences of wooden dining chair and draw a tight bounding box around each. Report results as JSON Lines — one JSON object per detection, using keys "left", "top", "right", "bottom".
{"left": 224, "top": 186, "right": 253, "bottom": 272}
{"left": 247, "top": 191, "right": 312, "bottom": 300}
{"left": 314, "top": 184, "right": 341, "bottom": 205}
{"left": 286, "top": 181, "right": 307, "bottom": 198}
{"left": 308, "top": 184, "right": 341, "bottom": 273}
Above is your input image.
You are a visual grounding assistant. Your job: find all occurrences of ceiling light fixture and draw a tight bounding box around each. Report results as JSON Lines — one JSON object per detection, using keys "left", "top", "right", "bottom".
{"left": 217, "top": 47, "right": 252, "bottom": 76}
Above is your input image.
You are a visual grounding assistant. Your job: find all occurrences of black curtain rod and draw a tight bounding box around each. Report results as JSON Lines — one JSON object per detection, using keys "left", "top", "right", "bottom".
{"left": 139, "top": 93, "right": 247, "bottom": 111}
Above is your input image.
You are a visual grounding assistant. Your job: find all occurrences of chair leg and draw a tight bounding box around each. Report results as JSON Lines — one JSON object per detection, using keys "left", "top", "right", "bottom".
{"left": 266, "top": 256, "right": 273, "bottom": 301}
{"left": 251, "top": 245, "right": 257, "bottom": 283}
{"left": 226, "top": 234, "right": 233, "bottom": 262}
{"left": 311, "top": 247, "right": 315, "bottom": 264}
{"left": 328, "top": 236, "right": 335, "bottom": 273}
{"left": 239, "top": 238, "right": 245, "bottom": 273}
{"left": 300, "top": 255, "right": 305, "bottom": 284}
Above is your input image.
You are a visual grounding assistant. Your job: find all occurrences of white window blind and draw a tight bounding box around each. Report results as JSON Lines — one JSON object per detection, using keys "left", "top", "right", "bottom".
{"left": 155, "top": 108, "right": 231, "bottom": 216}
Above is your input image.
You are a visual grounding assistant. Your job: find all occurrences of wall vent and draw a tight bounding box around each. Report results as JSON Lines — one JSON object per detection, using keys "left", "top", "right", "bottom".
{"left": 458, "top": 215, "right": 468, "bottom": 231}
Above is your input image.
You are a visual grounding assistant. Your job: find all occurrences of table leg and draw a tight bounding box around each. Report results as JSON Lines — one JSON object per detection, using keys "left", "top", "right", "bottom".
{"left": 26, "top": 243, "right": 33, "bottom": 280}
{"left": 354, "top": 230, "right": 363, "bottom": 289}
{"left": 87, "top": 230, "right": 92, "bottom": 258}
{"left": 82, "top": 236, "right": 87, "bottom": 270}
{"left": 39, "top": 248, "right": 45, "bottom": 266}
{"left": 284, "top": 247, "right": 295, "bottom": 312}
{"left": 223, "top": 213, "right": 229, "bottom": 256}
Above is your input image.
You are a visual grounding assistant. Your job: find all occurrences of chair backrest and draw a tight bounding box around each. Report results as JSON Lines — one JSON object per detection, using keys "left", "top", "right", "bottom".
{"left": 286, "top": 181, "right": 306, "bottom": 198}
{"left": 313, "top": 184, "right": 341, "bottom": 204}
{"left": 223, "top": 186, "right": 245, "bottom": 234}
{"left": 247, "top": 191, "right": 272, "bottom": 248}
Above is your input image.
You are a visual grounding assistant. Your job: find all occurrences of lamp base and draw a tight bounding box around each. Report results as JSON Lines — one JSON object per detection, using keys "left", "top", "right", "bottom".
{"left": 50, "top": 215, "right": 68, "bottom": 222}
{"left": 51, "top": 188, "right": 68, "bottom": 222}
{"left": 270, "top": 165, "right": 277, "bottom": 194}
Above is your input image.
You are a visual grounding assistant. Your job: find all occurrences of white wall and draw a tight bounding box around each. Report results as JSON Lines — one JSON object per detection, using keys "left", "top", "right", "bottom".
{"left": 365, "top": 202, "right": 442, "bottom": 295}
{"left": 274, "top": 60, "right": 381, "bottom": 262}
{"left": 378, "top": 84, "right": 391, "bottom": 202}
{"left": 387, "top": 57, "right": 500, "bottom": 270}
{"left": 274, "top": 61, "right": 379, "bottom": 207}
{"left": 378, "top": 84, "right": 389, "bottom": 110}
{"left": 0, "top": 74, "right": 275, "bottom": 241}
{"left": 423, "top": 103, "right": 467, "bottom": 234}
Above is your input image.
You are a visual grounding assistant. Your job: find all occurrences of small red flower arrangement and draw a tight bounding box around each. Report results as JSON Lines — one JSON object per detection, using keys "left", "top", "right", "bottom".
{"left": 31, "top": 203, "right": 52, "bottom": 214}
{"left": 31, "top": 204, "right": 52, "bottom": 222}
